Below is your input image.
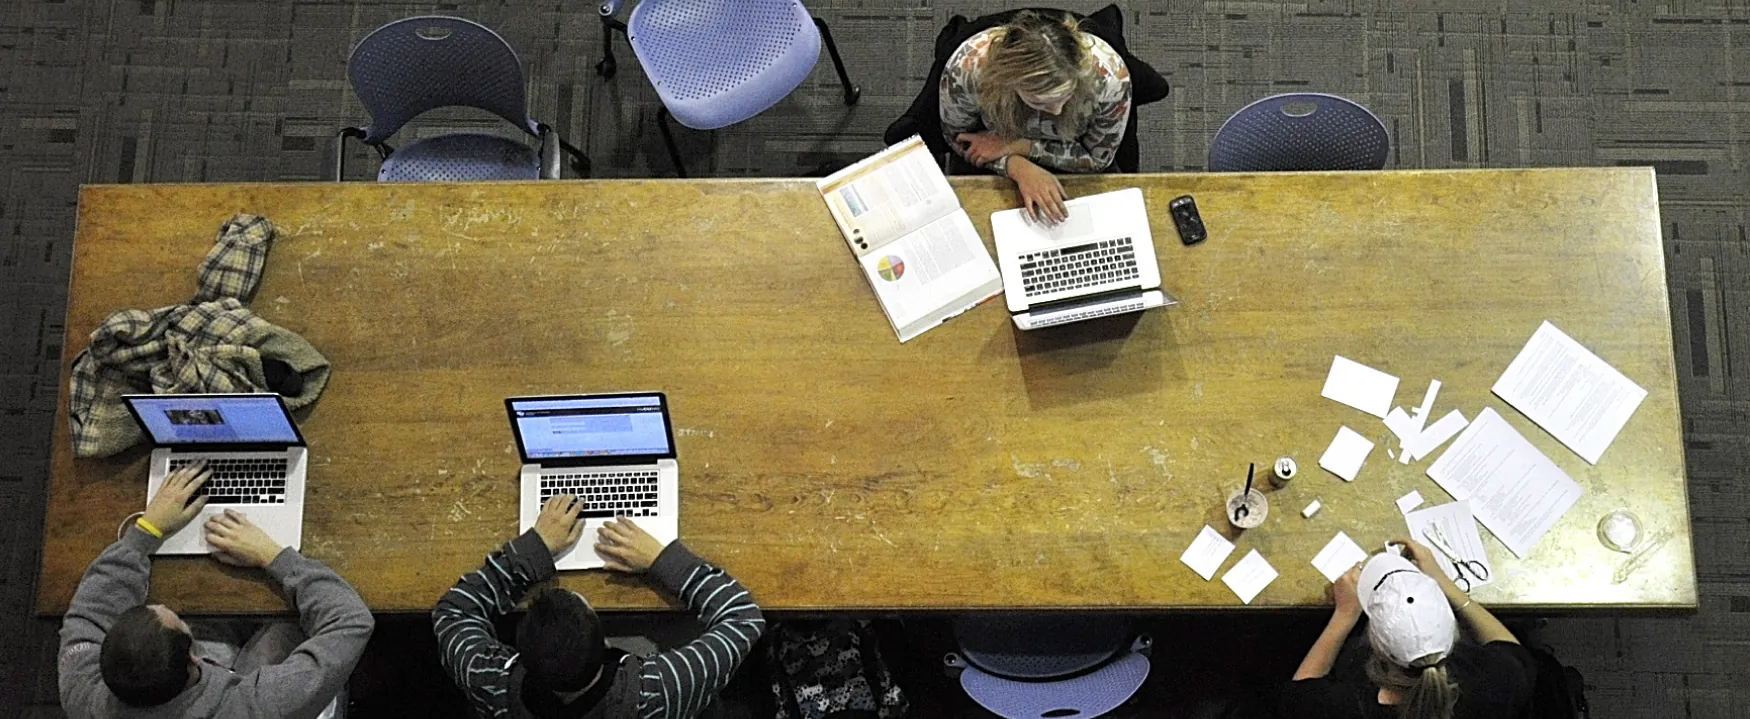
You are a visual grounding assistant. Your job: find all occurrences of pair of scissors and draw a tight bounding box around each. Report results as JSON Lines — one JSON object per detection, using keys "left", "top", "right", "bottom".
{"left": 1421, "top": 526, "right": 1490, "bottom": 592}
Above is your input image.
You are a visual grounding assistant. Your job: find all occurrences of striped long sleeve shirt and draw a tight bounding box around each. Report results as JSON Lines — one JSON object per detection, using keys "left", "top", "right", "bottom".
{"left": 433, "top": 530, "right": 765, "bottom": 719}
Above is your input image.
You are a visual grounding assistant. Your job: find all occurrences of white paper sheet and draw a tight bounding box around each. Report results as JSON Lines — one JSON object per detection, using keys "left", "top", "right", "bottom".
{"left": 1311, "top": 531, "right": 1369, "bottom": 582}
{"left": 1319, "top": 426, "right": 1375, "bottom": 482}
{"left": 1411, "top": 379, "right": 1441, "bottom": 425}
{"left": 1221, "top": 549, "right": 1279, "bottom": 604}
{"left": 1426, "top": 408, "right": 1583, "bottom": 558}
{"left": 1492, "top": 321, "right": 1648, "bottom": 464}
{"left": 1404, "top": 500, "right": 1494, "bottom": 590}
{"left": 1403, "top": 410, "right": 1470, "bottom": 463}
{"left": 1321, "top": 356, "right": 1400, "bottom": 418}
{"left": 1384, "top": 407, "right": 1420, "bottom": 445}
{"left": 1179, "top": 525, "right": 1236, "bottom": 581}
{"left": 1396, "top": 490, "right": 1425, "bottom": 514}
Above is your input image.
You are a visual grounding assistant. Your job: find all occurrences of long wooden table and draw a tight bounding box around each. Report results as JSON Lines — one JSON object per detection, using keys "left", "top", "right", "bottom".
{"left": 39, "top": 169, "right": 1694, "bottom": 614}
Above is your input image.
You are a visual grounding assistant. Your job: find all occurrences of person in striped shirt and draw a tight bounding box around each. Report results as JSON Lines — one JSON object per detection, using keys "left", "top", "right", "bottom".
{"left": 434, "top": 495, "right": 766, "bottom": 719}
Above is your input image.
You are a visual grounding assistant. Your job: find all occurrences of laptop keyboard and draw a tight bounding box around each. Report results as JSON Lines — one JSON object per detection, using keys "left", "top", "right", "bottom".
{"left": 169, "top": 457, "right": 289, "bottom": 505}
{"left": 539, "top": 469, "right": 660, "bottom": 519}
{"left": 1019, "top": 237, "right": 1139, "bottom": 298}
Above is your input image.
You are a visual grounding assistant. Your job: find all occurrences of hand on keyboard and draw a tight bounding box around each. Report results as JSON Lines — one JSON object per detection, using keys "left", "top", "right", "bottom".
{"left": 142, "top": 460, "right": 210, "bottom": 536}
{"left": 595, "top": 518, "right": 665, "bottom": 574}
{"left": 534, "top": 495, "right": 585, "bottom": 555}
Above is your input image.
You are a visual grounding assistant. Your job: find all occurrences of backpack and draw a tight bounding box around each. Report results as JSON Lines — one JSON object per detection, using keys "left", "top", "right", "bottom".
{"left": 767, "top": 620, "right": 909, "bottom": 719}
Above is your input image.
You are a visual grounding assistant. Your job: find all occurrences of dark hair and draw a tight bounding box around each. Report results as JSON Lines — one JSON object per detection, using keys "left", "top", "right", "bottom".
{"left": 100, "top": 605, "right": 193, "bottom": 707}
{"left": 517, "top": 589, "right": 605, "bottom": 695}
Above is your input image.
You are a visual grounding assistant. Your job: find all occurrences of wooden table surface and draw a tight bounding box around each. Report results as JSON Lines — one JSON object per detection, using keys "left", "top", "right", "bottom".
{"left": 38, "top": 169, "right": 1694, "bottom": 615}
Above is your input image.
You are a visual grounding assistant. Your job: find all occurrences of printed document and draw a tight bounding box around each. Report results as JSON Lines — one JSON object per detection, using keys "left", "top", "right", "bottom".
{"left": 818, "top": 136, "right": 1002, "bottom": 342}
{"left": 1403, "top": 500, "right": 1494, "bottom": 590}
{"left": 1492, "top": 321, "right": 1647, "bottom": 464}
{"left": 1426, "top": 408, "right": 1583, "bottom": 558}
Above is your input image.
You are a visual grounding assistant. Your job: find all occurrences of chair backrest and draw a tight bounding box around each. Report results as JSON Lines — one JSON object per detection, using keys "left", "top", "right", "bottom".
{"left": 954, "top": 615, "right": 1131, "bottom": 679}
{"left": 347, "top": 16, "right": 537, "bottom": 143}
{"left": 1208, "top": 93, "right": 1390, "bottom": 172}
{"left": 960, "top": 651, "right": 1150, "bottom": 719}
{"left": 628, "top": 0, "right": 816, "bottom": 105}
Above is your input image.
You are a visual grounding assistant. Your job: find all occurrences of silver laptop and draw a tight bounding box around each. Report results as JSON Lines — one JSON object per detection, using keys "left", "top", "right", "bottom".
{"left": 506, "top": 392, "right": 680, "bottom": 571}
{"left": 992, "top": 187, "right": 1178, "bottom": 330}
{"left": 123, "top": 393, "right": 308, "bottom": 555}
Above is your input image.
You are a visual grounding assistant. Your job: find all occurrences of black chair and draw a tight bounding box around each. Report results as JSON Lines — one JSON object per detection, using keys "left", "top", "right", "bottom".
{"left": 883, "top": 4, "right": 1169, "bottom": 174}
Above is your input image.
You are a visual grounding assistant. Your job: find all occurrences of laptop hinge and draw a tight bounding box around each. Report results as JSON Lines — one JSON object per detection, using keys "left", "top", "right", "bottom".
{"left": 1014, "top": 287, "right": 1147, "bottom": 316}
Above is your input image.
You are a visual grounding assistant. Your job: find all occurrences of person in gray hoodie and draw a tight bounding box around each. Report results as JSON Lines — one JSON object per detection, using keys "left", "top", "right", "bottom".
{"left": 58, "top": 461, "right": 375, "bottom": 718}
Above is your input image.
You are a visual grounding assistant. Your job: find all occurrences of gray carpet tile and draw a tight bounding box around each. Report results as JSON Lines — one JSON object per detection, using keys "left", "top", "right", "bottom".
{"left": 3, "top": 1, "right": 1749, "bottom": 716}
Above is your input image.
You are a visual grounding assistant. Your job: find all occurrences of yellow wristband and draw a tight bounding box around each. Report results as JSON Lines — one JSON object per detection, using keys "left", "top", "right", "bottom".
{"left": 135, "top": 518, "right": 164, "bottom": 538}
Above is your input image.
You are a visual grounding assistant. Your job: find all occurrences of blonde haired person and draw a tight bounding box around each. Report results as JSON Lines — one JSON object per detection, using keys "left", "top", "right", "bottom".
{"left": 1282, "top": 537, "right": 1537, "bottom": 719}
{"left": 939, "top": 9, "right": 1132, "bottom": 224}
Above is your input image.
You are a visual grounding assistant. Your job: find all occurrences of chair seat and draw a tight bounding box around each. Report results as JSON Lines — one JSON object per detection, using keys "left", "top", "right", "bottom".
{"left": 960, "top": 651, "right": 1150, "bottom": 719}
{"left": 629, "top": 0, "right": 820, "bottom": 130}
{"left": 378, "top": 133, "right": 539, "bottom": 182}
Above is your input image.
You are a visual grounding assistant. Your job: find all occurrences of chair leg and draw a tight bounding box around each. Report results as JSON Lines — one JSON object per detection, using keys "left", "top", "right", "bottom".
{"left": 813, "top": 17, "right": 861, "bottom": 106}
{"left": 656, "top": 108, "right": 687, "bottom": 178}
{"left": 595, "top": 16, "right": 628, "bottom": 79}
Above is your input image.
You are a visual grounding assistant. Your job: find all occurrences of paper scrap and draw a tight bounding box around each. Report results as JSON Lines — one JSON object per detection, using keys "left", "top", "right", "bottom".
{"left": 1396, "top": 490, "right": 1425, "bottom": 514}
{"left": 1384, "top": 407, "right": 1421, "bottom": 445}
{"left": 1403, "top": 410, "right": 1469, "bottom": 463}
{"left": 1404, "top": 500, "right": 1494, "bottom": 590}
{"left": 1179, "top": 525, "right": 1236, "bottom": 581}
{"left": 1411, "top": 380, "right": 1441, "bottom": 426}
{"left": 1427, "top": 408, "right": 1583, "bottom": 558}
{"left": 1319, "top": 426, "right": 1375, "bottom": 482}
{"left": 1311, "top": 531, "right": 1369, "bottom": 582}
{"left": 1321, "top": 356, "right": 1400, "bottom": 419}
{"left": 1302, "top": 499, "right": 1322, "bottom": 518}
{"left": 1492, "top": 321, "right": 1647, "bottom": 464}
{"left": 1221, "top": 549, "right": 1279, "bottom": 604}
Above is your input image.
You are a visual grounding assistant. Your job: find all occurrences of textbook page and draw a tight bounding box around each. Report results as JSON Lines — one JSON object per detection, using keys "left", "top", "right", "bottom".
{"left": 817, "top": 136, "right": 960, "bottom": 254}
{"left": 856, "top": 209, "right": 1002, "bottom": 342}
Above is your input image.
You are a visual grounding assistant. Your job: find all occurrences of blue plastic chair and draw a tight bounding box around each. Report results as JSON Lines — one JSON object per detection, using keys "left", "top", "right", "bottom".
{"left": 595, "top": 0, "right": 859, "bottom": 177}
{"left": 944, "top": 616, "right": 1152, "bottom": 719}
{"left": 333, "top": 16, "right": 589, "bottom": 181}
{"left": 1208, "top": 93, "right": 1390, "bottom": 172}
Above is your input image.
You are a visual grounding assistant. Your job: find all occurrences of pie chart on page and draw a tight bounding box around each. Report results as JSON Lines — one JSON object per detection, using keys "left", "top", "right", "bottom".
{"left": 877, "top": 255, "right": 906, "bottom": 281}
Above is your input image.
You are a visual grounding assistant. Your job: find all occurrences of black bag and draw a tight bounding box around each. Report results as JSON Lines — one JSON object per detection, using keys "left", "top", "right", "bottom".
{"left": 767, "top": 620, "right": 908, "bottom": 719}
{"left": 1524, "top": 642, "right": 1590, "bottom": 719}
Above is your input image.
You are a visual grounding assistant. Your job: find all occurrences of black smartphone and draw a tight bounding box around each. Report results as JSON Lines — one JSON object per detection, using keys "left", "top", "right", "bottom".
{"left": 1168, "top": 195, "right": 1207, "bottom": 246}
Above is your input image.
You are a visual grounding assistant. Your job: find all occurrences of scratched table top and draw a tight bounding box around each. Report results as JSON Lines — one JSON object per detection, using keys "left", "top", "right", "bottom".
{"left": 39, "top": 169, "right": 1693, "bottom": 614}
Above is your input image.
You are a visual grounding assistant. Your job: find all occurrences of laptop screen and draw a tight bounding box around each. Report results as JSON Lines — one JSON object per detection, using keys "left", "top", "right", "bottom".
{"left": 508, "top": 394, "right": 675, "bottom": 462}
{"left": 125, "top": 394, "right": 302, "bottom": 445}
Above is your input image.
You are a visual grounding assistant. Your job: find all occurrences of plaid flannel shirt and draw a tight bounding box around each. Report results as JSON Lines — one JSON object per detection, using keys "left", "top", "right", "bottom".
{"left": 68, "top": 214, "right": 331, "bottom": 457}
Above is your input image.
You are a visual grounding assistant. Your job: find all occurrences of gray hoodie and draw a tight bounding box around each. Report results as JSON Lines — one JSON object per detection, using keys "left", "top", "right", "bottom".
{"left": 58, "top": 526, "right": 375, "bottom": 719}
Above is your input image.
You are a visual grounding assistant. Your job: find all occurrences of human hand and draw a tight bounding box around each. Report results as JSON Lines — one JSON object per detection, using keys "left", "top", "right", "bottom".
{"left": 1007, "top": 157, "right": 1068, "bottom": 224}
{"left": 1331, "top": 564, "right": 1362, "bottom": 618}
{"left": 1389, "top": 535, "right": 1440, "bottom": 575}
{"left": 956, "top": 132, "right": 1028, "bottom": 165}
{"left": 594, "top": 518, "right": 666, "bottom": 573}
{"left": 205, "top": 509, "right": 285, "bottom": 568}
{"left": 141, "top": 461, "right": 210, "bottom": 536}
{"left": 533, "top": 495, "right": 585, "bottom": 555}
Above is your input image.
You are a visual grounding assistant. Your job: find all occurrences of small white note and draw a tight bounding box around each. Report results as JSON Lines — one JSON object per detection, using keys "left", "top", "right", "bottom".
{"left": 1319, "top": 426, "right": 1375, "bottom": 482}
{"left": 1221, "top": 549, "right": 1279, "bottom": 604}
{"left": 1403, "top": 410, "right": 1469, "bottom": 463}
{"left": 1311, "top": 531, "right": 1369, "bottom": 582}
{"left": 1322, "top": 356, "right": 1400, "bottom": 419}
{"left": 1179, "top": 525, "right": 1236, "bottom": 581}
{"left": 1492, "top": 321, "right": 1647, "bottom": 464}
{"left": 1302, "top": 499, "right": 1323, "bottom": 518}
{"left": 1396, "top": 490, "right": 1425, "bottom": 514}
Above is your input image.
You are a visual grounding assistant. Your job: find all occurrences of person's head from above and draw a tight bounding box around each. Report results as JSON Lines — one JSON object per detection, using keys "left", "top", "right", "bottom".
{"left": 980, "top": 10, "right": 1100, "bottom": 137}
{"left": 517, "top": 588, "right": 608, "bottom": 714}
{"left": 101, "top": 604, "right": 197, "bottom": 707}
{"left": 1358, "top": 550, "right": 1460, "bottom": 719}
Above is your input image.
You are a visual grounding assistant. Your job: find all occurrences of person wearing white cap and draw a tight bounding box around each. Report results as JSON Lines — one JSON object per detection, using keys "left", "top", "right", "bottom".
{"left": 1280, "top": 536, "right": 1538, "bottom": 719}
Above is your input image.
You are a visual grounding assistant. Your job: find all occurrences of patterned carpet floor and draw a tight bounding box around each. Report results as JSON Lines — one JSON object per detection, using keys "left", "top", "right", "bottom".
{"left": 2, "top": 1, "right": 1747, "bottom": 716}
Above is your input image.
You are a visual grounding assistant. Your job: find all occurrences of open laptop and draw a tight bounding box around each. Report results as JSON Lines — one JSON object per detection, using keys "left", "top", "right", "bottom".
{"left": 992, "top": 187, "right": 1178, "bottom": 330}
{"left": 505, "top": 392, "right": 681, "bottom": 570}
{"left": 123, "top": 393, "right": 308, "bottom": 555}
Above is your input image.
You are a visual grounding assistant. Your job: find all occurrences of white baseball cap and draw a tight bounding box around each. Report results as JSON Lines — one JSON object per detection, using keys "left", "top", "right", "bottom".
{"left": 1357, "top": 552, "right": 1456, "bottom": 667}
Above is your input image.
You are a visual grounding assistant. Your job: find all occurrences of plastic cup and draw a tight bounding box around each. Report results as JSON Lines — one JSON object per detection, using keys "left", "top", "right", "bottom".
{"left": 1226, "top": 488, "right": 1268, "bottom": 530}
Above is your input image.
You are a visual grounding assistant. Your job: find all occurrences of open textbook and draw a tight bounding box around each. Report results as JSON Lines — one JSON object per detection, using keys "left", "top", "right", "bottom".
{"left": 817, "top": 136, "right": 1003, "bottom": 342}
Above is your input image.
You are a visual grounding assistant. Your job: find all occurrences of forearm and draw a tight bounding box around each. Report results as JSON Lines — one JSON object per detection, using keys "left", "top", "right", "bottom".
{"left": 642, "top": 542, "right": 766, "bottom": 719}
{"left": 1440, "top": 579, "right": 1518, "bottom": 644}
{"left": 1293, "top": 610, "right": 1359, "bottom": 680}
